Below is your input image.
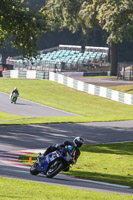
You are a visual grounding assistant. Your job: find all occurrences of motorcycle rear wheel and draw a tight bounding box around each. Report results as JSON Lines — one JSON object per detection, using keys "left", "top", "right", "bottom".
{"left": 46, "top": 161, "right": 63, "bottom": 178}
{"left": 30, "top": 162, "right": 40, "bottom": 175}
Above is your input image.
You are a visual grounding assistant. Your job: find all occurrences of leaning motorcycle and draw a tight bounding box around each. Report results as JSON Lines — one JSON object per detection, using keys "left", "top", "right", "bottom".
{"left": 11, "top": 93, "right": 19, "bottom": 104}
{"left": 30, "top": 146, "right": 75, "bottom": 178}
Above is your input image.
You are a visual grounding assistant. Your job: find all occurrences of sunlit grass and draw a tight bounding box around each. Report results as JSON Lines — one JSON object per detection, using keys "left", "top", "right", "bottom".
{"left": 108, "top": 85, "right": 133, "bottom": 95}
{"left": 0, "top": 78, "right": 133, "bottom": 125}
{"left": 20, "top": 142, "right": 133, "bottom": 188}
{"left": 0, "top": 177, "right": 132, "bottom": 200}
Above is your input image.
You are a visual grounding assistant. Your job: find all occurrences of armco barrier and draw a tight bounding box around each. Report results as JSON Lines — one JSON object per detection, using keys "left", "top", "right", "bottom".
{"left": 83, "top": 71, "right": 110, "bottom": 76}
{"left": 49, "top": 72, "right": 133, "bottom": 105}
{"left": 2, "top": 70, "right": 10, "bottom": 77}
{"left": 2, "top": 70, "right": 133, "bottom": 105}
{"left": 59, "top": 71, "right": 110, "bottom": 77}
{"left": 3, "top": 70, "right": 49, "bottom": 80}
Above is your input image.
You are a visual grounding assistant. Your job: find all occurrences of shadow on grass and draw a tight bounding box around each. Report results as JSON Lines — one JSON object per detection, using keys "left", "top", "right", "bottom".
{"left": 0, "top": 195, "right": 25, "bottom": 199}
{"left": 81, "top": 142, "right": 133, "bottom": 155}
{"left": 65, "top": 170, "right": 133, "bottom": 188}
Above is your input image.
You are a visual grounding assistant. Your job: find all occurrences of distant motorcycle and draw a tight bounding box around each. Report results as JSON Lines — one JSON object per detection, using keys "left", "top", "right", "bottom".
{"left": 11, "top": 93, "right": 19, "bottom": 104}
{"left": 30, "top": 146, "right": 75, "bottom": 178}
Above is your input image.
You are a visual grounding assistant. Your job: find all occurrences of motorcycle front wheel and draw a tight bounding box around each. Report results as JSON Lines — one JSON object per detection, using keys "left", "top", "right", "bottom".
{"left": 13, "top": 97, "right": 17, "bottom": 103}
{"left": 30, "top": 162, "right": 40, "bottom": 175}
{"left": 46, "top": 161, "right": 63, "bottom": 178}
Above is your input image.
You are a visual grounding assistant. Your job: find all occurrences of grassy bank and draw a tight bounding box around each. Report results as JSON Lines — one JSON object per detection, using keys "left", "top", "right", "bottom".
{"left": 0, "top": 177, "right": 132, "bottom": 200}
{"left": 108, "top": 85, "right": 133, "bottom": 95}
{"left": 1, "top": 77, "right": 133, "bottom": 199}
{"left": 0, "top": 78, "right": 133, "bottom": 125}
{"left": 19, "top": 142, "right": 133, "bottom": 188}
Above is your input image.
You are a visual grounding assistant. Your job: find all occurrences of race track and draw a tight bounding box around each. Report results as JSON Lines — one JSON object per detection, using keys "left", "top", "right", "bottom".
{"left": 0, "top": 91, "right": 133, "bottom": 195}
{"left": 0, "top": 91, "right": 78, "bottom": 117}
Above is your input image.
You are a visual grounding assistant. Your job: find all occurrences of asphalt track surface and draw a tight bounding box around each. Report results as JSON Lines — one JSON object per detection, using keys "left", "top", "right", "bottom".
{"left": 0, "top": 92, "right": 133, "bottom": 195}
{"left": 0, "top": 91, "right": 78, "bottom": 117}
{"left": 72, "top": 76, "right": 133, "bottom": 87}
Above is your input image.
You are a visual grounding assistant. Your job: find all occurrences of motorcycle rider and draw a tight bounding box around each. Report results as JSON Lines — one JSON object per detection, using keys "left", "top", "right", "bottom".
{"left": 37, "top": 136, "right": 84, "bottom": 171}
{"left": 10, "top": 87, "right": 19, "bottom": 103}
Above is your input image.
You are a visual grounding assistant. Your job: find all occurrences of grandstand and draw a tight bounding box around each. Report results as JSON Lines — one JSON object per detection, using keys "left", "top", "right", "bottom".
{"left": 6, "top": 44, "right": 109, "bottom": 72}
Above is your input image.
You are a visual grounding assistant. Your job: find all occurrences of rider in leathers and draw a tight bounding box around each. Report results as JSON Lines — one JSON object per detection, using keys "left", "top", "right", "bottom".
{"left": 37, "top": 137, "right": 84, "bottom": 171}
{"left": 10, "top": 87, "right": 19, "bottom": 102}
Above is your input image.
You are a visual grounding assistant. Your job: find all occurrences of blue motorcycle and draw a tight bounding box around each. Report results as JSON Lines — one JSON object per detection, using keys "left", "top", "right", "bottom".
{"left": 30, "top": 146, "right": 75, "bottom": 178}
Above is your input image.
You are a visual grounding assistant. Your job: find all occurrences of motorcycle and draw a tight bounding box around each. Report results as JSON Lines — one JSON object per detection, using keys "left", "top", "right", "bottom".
{"left": 11, "top": 93, "right": 19, "bottom": 104}
{"left": 30, "top": 146, "right": 75, "bottom": 178}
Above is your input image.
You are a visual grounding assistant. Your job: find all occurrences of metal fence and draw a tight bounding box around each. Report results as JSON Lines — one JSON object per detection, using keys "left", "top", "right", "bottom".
{"left": 6, "top": 45, "right": 109, "bottom": 72}
{"left": 117, "top": 62, "right": 133, "bottom": 80}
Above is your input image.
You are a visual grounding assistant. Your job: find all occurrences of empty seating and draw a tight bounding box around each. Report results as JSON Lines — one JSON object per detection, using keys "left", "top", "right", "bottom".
{"left": 7, "top": 45, "right": 109, "bottom": 70}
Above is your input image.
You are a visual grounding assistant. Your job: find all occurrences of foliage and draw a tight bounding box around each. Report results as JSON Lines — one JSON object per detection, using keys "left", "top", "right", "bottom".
{"left": 25, "top": 0, "right": 46, "bottom": 10}
{"left": 44, "top": 0, "right": 133, "bottom": 75}
{"left": 44, "top": 0, "right": 133, "bottom": 44}
{"left": 97, "top": 0, "right": 133, "bottom": 44}
{"left": 0, "top": 0, "right": 47, "bottom": 57}
{"left": 43, "top": 0, "right": 84, "bottom": 32}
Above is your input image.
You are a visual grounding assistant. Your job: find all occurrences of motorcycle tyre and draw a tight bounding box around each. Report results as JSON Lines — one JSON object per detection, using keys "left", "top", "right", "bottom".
{"left": 30, "top": 162, "right": 40, "bottom": 175}
{"left": 11, "top": 97, "right": 17, "bottom": 104}
{"left": 13, "top": 97, "right": 17, "bottom": 104}
{"left": 46, "top": 161, "right": 63, "bottom": 178}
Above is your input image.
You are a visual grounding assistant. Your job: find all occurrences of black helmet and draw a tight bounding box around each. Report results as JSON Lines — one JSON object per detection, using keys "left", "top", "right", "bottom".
{"left": 73, "top": 137, "right": 84, "bottom": 148}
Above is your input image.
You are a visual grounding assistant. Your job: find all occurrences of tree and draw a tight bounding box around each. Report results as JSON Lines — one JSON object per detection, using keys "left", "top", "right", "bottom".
{"left": 44, "top": 0, "right": 133, "bottom": 75}
{"left": 95, "top": 0, "right": 133, "bottom": 75}
{"left": 0, "top": 0, "right": 47, "bottom": 57}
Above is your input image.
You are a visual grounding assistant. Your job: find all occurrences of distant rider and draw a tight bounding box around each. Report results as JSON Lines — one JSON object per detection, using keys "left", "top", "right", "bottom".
{"left": 37, "top": 136, "right": 84, "bottom": 171}
{"left": 10, "top": 87, "right": 19, "bottom": 102}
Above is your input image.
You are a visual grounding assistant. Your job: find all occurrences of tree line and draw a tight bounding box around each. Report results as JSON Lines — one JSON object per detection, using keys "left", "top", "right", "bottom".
{"left": 0, "top": 0, "right": 133, "bottom": 75}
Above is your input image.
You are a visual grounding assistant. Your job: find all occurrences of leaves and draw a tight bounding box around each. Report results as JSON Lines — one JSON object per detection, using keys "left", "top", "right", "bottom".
{"left": 0, "top": 0, "right": 47, "bottom": 57}
{"left": 45, "top": 0, "right": 133, "bottom": 44}
{"left": 97, "top": 0, "right": 133, "bottom": 43}
{"left": 45, "top": 0, "right": 83, "bottom": 32}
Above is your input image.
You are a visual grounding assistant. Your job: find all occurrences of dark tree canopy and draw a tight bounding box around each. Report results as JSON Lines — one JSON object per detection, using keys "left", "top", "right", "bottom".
{"left": 0, "top": 0, "right": 47, "bottom": 57}
{"left": 1, "top": 0, "right": 133, "bottom": 71}
{"left": 44, "top": 0, "right": 133, "bottom": 75}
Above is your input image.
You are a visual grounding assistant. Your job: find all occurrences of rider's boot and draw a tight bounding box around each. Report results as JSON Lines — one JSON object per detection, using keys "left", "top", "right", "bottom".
{"left": 37, "top": 153, "right": 44, "bottom": 163}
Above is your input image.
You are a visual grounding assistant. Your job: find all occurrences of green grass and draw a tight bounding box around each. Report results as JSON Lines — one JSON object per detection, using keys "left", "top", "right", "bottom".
{"left": 20, "top": 142, "right": 133, "bottom": 188}
{"left": 0, "top": 78, "right": 133, "bottom": 125}
{"left": 0, "top": 111, "right": 29, "bottom": 122}
{"left": 108, "top": 85, "right": 133, "bottom": 95}
{"left": 1, "top": 77, "right": 133, "bottom": 198}
{"left": 0, "top": 177, "right": 132, "bottom": 200}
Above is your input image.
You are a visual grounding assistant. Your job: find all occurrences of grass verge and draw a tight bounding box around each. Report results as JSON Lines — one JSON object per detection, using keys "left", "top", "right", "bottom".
{"left": 19, "top": 142, "right": 133, "bottom": 188}
{"left": 0, "top": 176, "right": 132, "bottom": 200}
{"left": 108, "top": 85, "right": 133, "bottom": 95}
{"left": 0, "top": 78, "right": 133, "bottom": 125}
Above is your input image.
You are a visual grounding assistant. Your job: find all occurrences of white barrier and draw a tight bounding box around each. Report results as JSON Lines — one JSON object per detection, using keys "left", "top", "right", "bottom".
{"left": 49, "top": 72, "right": 133, "bottom": 105}
{"left": 3, "top": 70, "right": 133, "bottom": 105}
